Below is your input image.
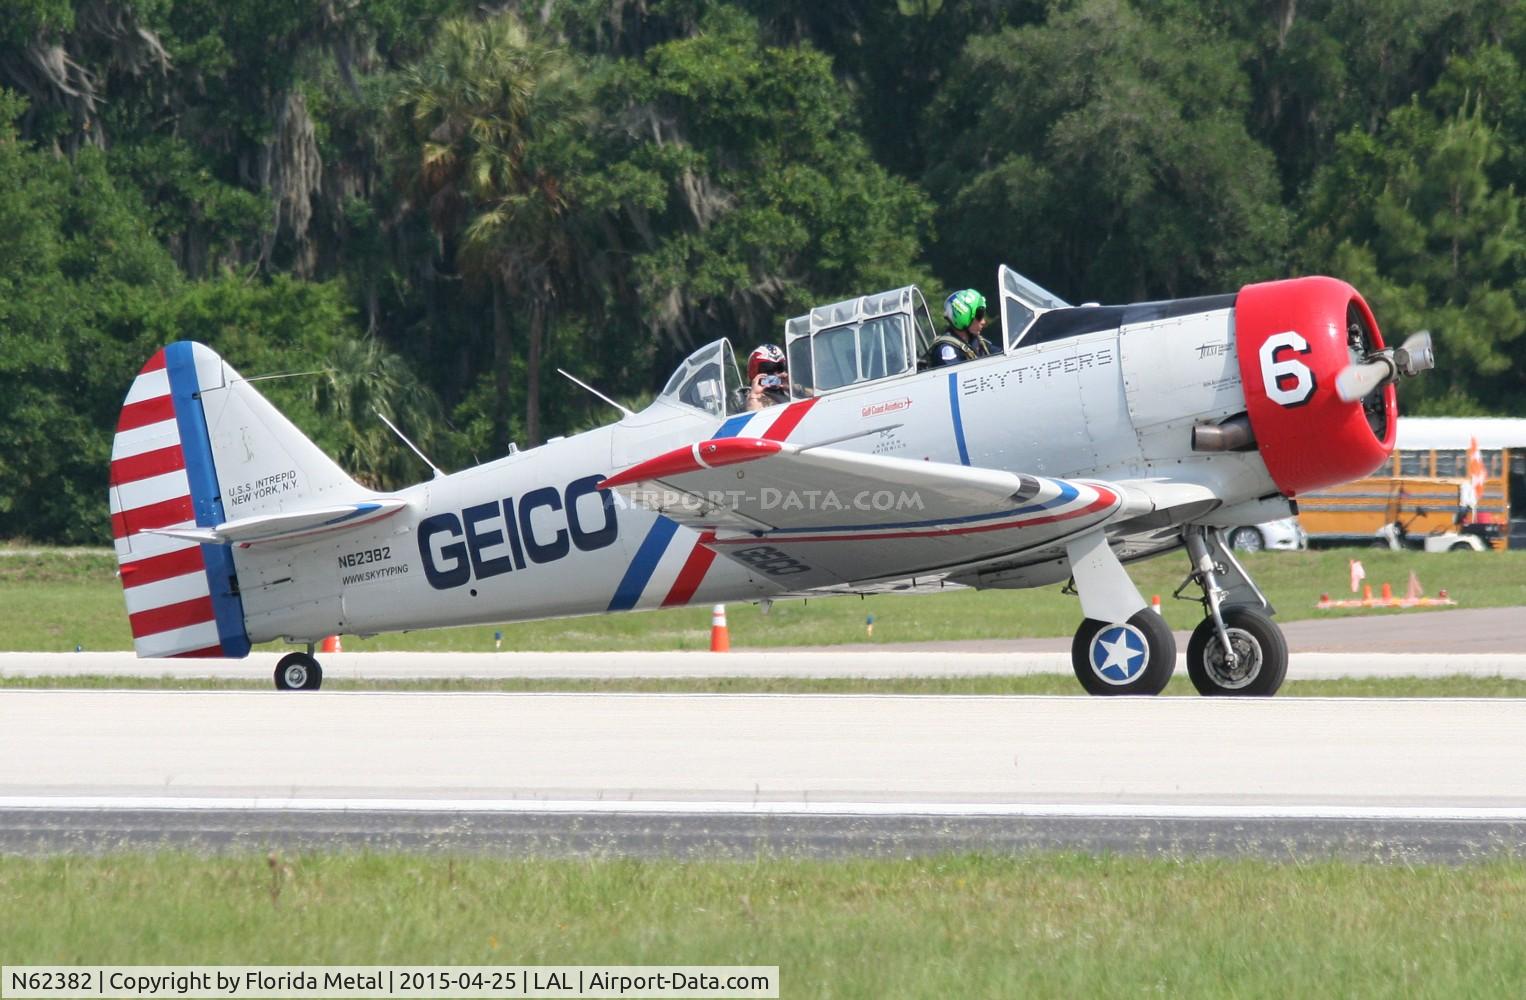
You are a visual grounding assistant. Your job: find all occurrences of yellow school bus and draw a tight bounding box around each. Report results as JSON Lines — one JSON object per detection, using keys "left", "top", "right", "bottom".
{"left": 1298, "top": 417, "right": 1526, "bottom": 549}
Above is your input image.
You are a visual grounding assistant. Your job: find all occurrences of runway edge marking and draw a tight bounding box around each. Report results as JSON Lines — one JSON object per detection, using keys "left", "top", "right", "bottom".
{"left": 4, "top": 797, "right": 1526, "bottom": 821}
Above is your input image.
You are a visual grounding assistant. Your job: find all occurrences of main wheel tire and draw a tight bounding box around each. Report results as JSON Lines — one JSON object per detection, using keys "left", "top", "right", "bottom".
{"left": 274, "top": 652, "right": 323, "bottom": 692}
{"left": 1228, "top": 526, "right": 1265, "bottom": 553}
{"left": 1185, "top": 606, "right": 1287, "bottom": 697}
{"left": 1071, "top": 609, "right": 1176, "bottom": 696}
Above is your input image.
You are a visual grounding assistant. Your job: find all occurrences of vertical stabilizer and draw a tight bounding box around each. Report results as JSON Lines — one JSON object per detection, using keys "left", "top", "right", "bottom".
{"left": 108, "top": 341, "right": 364, "bottom": 658}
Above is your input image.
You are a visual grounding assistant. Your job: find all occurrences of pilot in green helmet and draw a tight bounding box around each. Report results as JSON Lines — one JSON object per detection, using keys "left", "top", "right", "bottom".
{"left": 927, "top": 289, "right": 995, "bottom": 368}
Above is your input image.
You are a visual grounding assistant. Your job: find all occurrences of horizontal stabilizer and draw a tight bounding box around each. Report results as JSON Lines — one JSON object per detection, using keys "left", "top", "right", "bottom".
{"left": 145, "top": 498, "right": 408, "bottom": 548}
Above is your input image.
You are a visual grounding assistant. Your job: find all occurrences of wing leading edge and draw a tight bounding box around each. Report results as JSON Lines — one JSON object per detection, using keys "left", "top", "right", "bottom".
{"left": 599, "top": 437, "right": 1144, "bottom": 588}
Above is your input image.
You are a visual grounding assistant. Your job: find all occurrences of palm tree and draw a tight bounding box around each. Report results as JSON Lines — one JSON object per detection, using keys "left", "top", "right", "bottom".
{"left": 309, "top": 337, "right": 446, "bottom": 489}
{"left": 394, "top": 13, "right": 585, "bottom": 449}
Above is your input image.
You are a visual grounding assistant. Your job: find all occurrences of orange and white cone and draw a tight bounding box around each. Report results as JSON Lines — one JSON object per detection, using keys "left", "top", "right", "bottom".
{"left": 710, "top": 604, "right": 730, "bottom": 652}
{"left": 1150, "top": 594, "right": 1162, "bottom": 615}
{"left": 321, "top": 635, "right": 342, "bottom": 653}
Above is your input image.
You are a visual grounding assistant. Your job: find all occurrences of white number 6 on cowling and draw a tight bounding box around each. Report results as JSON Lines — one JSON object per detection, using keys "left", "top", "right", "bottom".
{"left": 1259, "top": 331, "right": 1316, "bottom": 407}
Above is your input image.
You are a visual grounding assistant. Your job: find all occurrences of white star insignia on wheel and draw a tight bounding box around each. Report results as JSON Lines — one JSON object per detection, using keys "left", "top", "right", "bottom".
{"left": 1091, "top": 625, "right": 1146, "bottom": 683}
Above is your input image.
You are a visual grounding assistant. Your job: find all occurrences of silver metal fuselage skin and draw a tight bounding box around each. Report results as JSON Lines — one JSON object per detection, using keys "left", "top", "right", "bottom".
{"left": 232, "top": 307, "right": 1276, "bottom": 643}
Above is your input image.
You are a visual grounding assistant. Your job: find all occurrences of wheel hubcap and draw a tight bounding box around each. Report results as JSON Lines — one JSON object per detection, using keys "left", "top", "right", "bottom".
{"left": 1089, "top": 623, "right": 1150, "bottom": 685}
{"left": 1202, "top": 629, "right": 1262, "bottom": 689}
{"left": 285, "top": 664, "right": 308, "bottom": 687}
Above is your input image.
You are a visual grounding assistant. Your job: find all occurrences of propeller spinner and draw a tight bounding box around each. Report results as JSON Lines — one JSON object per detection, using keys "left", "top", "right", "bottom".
{"left": 1335, "top": 330, "right": 1435, "bottom": 402}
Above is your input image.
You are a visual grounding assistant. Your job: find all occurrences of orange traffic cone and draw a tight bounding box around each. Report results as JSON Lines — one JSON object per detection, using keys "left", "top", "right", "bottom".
{"left": 1362, "top": 584, "right": 1374, "bottom": 605}
{"left": 709, "top": 604, "right": 730, "bottom": 652}
{"left": 1380, "top": 582, "right": 1393, "bottom": 603}
{"left": 321, "top": 635, "right": 342, "bottom": 653}
{"left": 1150, "top": 594, "right": 1162, "bottom": 615}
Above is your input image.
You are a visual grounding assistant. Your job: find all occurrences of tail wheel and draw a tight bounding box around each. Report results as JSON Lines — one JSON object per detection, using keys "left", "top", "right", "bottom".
{"left": 1185, "top": 606, "right": 1287, "bottom": 697}
{"left": 1071, "top": 609, "right": 1176, "bottom": 696}
{"left": 274, "top": 652, "right": 323, "bottom": 692}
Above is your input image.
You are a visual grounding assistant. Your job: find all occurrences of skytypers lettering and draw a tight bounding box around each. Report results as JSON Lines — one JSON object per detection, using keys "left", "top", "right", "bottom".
{"left": 418, "top": 474, "right": 618, "bottom": 590}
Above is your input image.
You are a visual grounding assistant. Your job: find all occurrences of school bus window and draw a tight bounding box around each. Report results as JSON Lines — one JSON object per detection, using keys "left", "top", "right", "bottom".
{"left": 1433, "top": 449, "right": 1465, "bottom": 477}
{"left": 1398, "top": 451, "right": 1428, "bottom": 476}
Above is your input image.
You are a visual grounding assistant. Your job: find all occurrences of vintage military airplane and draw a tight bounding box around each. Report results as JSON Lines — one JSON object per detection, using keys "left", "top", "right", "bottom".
{"left": 109, "top": 265, "right": 1431, "bottom": 695}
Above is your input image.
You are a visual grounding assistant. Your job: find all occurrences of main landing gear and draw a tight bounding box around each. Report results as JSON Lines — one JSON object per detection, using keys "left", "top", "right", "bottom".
{"left": 274, "top": 644, "right": 324, "bottom": 691}
{"left": 1071, "top": 610, "right": 1175, "bottom": 696}
{"left": 1176, "top": 526, "right": 1287, "bottom": 696}
{"left": 1065, "top": 525, "right": 1287, "bottom": 697}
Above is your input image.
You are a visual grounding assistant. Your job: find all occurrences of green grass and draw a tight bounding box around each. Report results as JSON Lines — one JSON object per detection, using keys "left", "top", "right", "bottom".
{"left": 3, "top": 853, "right": 1526, "bottom": 997}
{"left": 7, "top": 673, "right": 1526, "bottom": 697}
{"left": 7, "top": 545, "right": 1525, "bottom": 653}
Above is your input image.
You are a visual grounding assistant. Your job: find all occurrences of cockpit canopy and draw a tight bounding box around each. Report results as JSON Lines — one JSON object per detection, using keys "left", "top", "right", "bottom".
{"left": 997, "top": 264, "right": 1071, "bottom": 350}
{"left": 653, "top": 267, "right": 1074, "bottom": 414}
{"left": 657, "top": 338, "right": 742, "bottom": 418}
{"left": 783, "top": 286, "right": 937, "bottom": 397}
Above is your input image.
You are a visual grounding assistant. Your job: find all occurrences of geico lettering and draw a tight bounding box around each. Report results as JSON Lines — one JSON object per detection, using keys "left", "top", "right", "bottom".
{"left": 418, "top": 476, "right": 618, "bottom": 590}
{"left": 464, "top": 500, "right": 517, "bottom": 579}
{"left": 419, "top": 513, "right": 470, "bottom": 590}
{"left": 499, "top": 496, "right": 529, "bottom": 569}
{"left": 566, "top": 473, "right": 618, "bottom": 550}
{"left": 733, "top": 544, "right": 811, "bottom": 576}
{"left": 518, "top": 486, "right": 569, "bottom": 563}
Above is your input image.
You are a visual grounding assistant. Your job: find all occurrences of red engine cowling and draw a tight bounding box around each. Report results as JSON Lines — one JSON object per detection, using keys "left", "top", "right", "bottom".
{"left": 1235, "top": 276, "right": 1396, "bottom": 496}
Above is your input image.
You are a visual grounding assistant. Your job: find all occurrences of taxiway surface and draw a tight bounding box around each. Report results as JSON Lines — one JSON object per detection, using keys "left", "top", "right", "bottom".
{"left": 6, "top": 607, "right": 1521, "bottom": 680}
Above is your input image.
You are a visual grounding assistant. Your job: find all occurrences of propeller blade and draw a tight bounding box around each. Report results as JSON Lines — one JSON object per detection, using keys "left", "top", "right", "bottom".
{"left": 1336, "top": 330, "right": 1433, "bottom": 402}
{"left": 1335, "top": 360, "right": 1391, "bottom": 403}
{"left": 1397, "top": 330, "right": 1435, "bottom": 376}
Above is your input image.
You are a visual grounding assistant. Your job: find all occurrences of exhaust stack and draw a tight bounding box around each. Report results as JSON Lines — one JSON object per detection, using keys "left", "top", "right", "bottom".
{"left": 1191, "top": 414, "right": 1256, "bottom": 453}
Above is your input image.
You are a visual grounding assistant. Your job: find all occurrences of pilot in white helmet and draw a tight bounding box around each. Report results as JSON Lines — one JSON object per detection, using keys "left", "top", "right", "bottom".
{"left": 738, "top": 344, "right": 790, "bottom": 412}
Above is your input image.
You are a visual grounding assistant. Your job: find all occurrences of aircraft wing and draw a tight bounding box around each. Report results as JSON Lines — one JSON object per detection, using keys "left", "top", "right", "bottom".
{"left": 599, "top": 437, "right": 1148, "bottom": 588}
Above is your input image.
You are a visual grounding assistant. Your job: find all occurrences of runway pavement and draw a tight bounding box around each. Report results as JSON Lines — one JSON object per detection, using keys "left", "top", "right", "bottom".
{"left": 6, "top": 608, "right": 1522, "bottom": 860}
{"left": 5, "top": 647, "right": 1526, "bottom": 680}
{"left": 3, "top": 690, "right": 1525, "bottom": 860}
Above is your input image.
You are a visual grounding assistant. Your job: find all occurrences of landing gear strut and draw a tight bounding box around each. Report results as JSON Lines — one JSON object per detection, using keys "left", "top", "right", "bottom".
{"left": 1064, "top": 529, "right": 1175, "bottom": 695}
{"left": 1061, "top": 525, "right": 1286, "bottom": 697}
{"left": 1185, "top": 606, "right": 1286, "bottom": 695}
{"left": 1175, "top": 526, "right": 1287, "bottom": 696}
{"left": 274, "top": 644, "right": 324, "bottom": 691}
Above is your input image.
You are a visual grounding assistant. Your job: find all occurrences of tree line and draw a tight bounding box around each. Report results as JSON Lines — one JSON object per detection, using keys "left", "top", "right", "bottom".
{"left": 2, "top": 0, "right": 1523, "bottom": 543}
